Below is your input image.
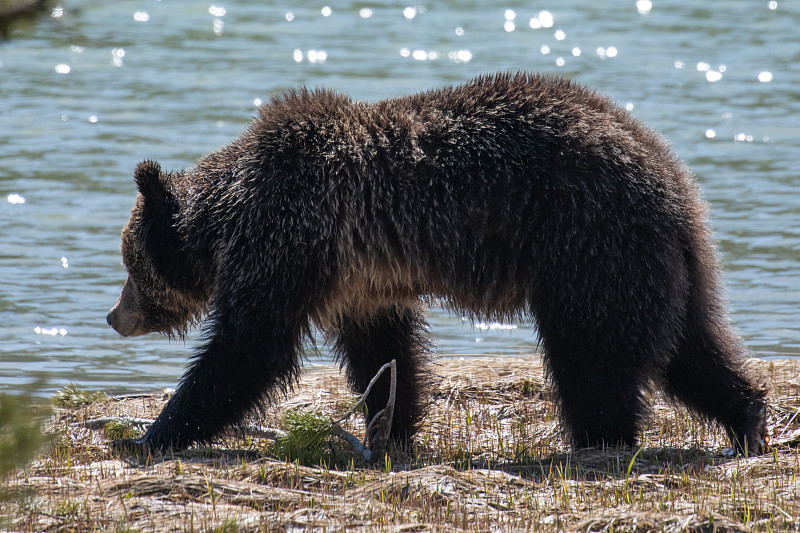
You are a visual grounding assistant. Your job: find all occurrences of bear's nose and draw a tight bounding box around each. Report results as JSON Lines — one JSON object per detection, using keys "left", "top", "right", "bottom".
{"left": 106, "top": 309, "right": 115, "bottom": 327}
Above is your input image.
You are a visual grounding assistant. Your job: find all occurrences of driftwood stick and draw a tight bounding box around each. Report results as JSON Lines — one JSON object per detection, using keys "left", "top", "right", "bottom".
{"left": 331, "top": 360, "right": 396, "bottom": 426}
{"left": 78, "top": 417, "right": 154, "bottom": 430}
{"left": 331, "top": 425, "right": 371, "bottom": 462}
{"left": 363, "top": 360, "right": 397, "bottom": 459}
{"left": 240, "top": 425, "right": 288, "bottom": 440}
{"left": 328, "top": 359, "right": 397, "bottom": 462}
{"left": 364, "top": 408, "right": 387, "bottom": 440}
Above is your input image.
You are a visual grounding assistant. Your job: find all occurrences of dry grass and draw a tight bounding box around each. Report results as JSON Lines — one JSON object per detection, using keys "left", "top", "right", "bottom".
{"left": 3, "top": 356, "right": 800, "bottom": 532}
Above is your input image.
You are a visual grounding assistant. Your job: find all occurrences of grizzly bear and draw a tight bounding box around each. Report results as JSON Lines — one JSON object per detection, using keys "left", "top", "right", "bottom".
{"left": 107, "top": 72, "right": 767, "bottom": 456}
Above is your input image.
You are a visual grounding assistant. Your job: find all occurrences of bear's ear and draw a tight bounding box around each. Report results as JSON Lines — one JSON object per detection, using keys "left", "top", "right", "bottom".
{"left": 134, "top": 160, "right": 173, "bottom": 214}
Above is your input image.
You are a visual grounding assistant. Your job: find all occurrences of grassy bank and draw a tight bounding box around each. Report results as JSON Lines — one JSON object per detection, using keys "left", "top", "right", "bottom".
{"left": 2, "top": 356, "right": 799, "bottom": 531}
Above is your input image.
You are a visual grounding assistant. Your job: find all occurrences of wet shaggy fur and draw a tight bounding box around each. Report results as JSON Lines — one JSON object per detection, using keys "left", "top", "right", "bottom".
{"left": 108, "top": 72, "right": 767, "bottom": 455}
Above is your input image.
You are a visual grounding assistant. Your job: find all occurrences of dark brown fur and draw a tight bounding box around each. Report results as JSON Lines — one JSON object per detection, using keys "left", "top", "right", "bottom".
{"left": 108, "top": 72, "right": 767, "bottom": 455}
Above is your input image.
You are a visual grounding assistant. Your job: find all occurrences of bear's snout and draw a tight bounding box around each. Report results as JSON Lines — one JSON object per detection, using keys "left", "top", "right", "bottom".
{"left": 107, "top": 303, "right": 132, "bottom": 336}
{"left": 106, "top": 307, "right": 125, "bottom": 333}
{"left": 107, "top": 303, "right": 145, "bottom": 337}
{"left": 107, "top": 277, "right": 146, "bottom": 337}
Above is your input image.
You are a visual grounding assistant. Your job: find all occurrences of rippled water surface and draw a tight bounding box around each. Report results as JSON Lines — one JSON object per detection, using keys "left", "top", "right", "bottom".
{"left": 2, "top": 0, "right": 798, "bottom": 396}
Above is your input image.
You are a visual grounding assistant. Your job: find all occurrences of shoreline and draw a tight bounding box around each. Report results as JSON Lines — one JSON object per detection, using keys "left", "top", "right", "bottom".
{"left": 4, "top": 356, "right": 800, "bottom": 531}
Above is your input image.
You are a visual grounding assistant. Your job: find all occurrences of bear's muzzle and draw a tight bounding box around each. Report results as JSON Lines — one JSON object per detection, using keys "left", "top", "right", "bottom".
{"left": 107, "top": 277, "right": 147, "bottom": 337}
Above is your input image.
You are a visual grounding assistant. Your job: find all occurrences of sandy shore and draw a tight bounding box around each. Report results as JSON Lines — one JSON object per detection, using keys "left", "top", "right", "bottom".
{"left": 3, "top": 356, "right": 800, "bottom": 531}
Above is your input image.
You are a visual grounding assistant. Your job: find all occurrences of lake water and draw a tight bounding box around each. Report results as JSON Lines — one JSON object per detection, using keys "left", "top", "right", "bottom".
{"left": 1, "top": 0, "right": 798, "bottom": 397}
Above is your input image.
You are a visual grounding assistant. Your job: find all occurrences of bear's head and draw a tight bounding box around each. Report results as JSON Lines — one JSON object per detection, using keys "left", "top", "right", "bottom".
{"left": 107, "top": 160, "right": 210, "bottom": 337}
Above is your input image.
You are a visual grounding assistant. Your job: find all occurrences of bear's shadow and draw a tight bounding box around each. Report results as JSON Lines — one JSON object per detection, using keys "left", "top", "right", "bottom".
{"left": 483, "top": 446, "right": 736, "bottom": 482}
{"left": 117, "top": 444, "right": 736, "bottom": 483}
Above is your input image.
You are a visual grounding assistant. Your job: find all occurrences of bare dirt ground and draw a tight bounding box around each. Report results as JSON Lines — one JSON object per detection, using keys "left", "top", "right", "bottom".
{"left": 3, "top": 356, "right": 800, "bottom": 532}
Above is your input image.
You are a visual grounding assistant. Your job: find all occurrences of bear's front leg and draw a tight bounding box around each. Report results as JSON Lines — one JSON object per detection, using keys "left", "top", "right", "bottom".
{"left": 115, "top": 305, "right": 303, "bottom": 454}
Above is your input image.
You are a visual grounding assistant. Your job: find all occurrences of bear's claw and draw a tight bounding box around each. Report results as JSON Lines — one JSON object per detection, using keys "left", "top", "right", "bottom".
{"left": 726, "top": 397, "right": 768, "bottom": 457}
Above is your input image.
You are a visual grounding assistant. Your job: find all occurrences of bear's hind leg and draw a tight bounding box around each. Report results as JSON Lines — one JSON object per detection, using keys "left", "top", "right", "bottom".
{"left": 540, "top": 329, "right": 648, "bottom": 450}
{"left": 664, "top": 316, "right": 766, "bottom": 456}
{"left": 532, "top": 259, "right": 676, "bottom": 451}
{"left": 661, "top": 246, "right": 767, "bottom": 456}
{"left": 332, "top": 303, "right": 431, "bottom": 447}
